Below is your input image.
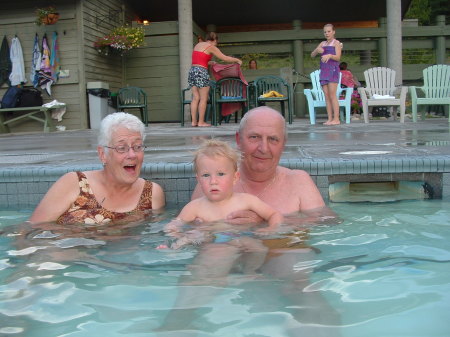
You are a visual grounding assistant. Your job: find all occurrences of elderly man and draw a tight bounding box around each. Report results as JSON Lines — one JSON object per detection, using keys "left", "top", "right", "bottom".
{"left": 193, "top": 106, "right": 334, "bottom": 223}
{"left": 191, "top": 106, "right": 341, "bottom": 335}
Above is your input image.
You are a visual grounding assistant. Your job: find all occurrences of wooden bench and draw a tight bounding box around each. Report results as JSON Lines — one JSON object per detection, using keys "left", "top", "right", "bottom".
{"left": 0, "top": 106, "right": 56, "bottom": 133}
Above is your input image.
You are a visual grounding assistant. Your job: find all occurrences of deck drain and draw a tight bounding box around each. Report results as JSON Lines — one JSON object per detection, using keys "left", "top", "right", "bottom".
{"left": 0, "top": 153, "right": 61, "bottom": 164}
{"left": 404, "top": 141, "right": 450, "bottom": 147}
{"left": 339, "top": 150, "right": 392, "bottom": 155}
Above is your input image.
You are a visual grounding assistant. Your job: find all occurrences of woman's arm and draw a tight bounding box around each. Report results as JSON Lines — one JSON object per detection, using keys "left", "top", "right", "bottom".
{"left": 209, "top": 46, "right": 242, "bottom": 65}
{"left": 29, "top": 172, "right": 80, "bottom": 224}
{"left": 151, "top": 182, "right": 166, "bottom": 209}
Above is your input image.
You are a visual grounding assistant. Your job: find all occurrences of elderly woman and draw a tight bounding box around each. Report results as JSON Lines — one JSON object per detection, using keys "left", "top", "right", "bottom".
{"left": 29, "top": 112, "right": 165, "bottom": 224}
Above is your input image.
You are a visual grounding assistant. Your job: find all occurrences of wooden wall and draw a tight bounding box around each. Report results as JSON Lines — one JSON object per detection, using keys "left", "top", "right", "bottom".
{"left": 124, "top": 22, "right": 181, "bottom": 122}
{"left": 82, "top": 0, "right": 126, "bottom": 92}
{"left": 0, "top": 0, "right": 83, "bottom": 132}
{"left": 0, "top": 0, "right": 137, "bottom": 133}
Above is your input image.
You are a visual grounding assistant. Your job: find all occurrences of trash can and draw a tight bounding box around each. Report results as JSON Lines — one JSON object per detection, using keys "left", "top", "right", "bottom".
{"left": 87, "top": 82, "right": 110, "bottom": 129}
{"left": 109, "top": 92, "right": 118, "bottom": 109}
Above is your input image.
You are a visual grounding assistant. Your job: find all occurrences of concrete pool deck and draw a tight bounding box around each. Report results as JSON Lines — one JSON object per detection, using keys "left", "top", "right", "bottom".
{"left": 1, "top": 117, "right": 450, "bottom": 208}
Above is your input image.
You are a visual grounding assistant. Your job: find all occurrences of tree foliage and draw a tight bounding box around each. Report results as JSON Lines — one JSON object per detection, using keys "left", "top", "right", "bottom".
{"left": 429, "top": 0, "right": 449, "bottom": 18}
{"left": 405, "top": 0, "right": 449, "bottom": 25}
{"left": 405, "top": 0, "right": 432, "bottom": 25}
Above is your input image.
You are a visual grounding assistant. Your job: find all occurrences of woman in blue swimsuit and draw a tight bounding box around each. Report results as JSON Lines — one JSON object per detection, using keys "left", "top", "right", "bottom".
{"left": 311, "top": 23, "right": 342, "bottom": 125}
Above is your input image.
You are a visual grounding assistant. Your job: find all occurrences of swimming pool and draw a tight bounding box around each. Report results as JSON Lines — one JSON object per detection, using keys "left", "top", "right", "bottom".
{"left": 1, "top": 200, "right": 449, "bottom": 336}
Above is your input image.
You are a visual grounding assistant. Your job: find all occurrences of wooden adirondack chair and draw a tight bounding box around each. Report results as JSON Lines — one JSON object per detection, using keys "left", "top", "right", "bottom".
{"left": 358, "top": 67, "right": 407, "bottom": 123}
{"left": 409, "top": 64, "right": 450, "bottom": 123}
{"left": 303, "top": 70, "right": 352, "bottom": 125}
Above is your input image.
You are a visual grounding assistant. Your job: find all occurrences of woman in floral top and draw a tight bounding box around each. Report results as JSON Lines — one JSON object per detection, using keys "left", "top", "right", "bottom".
{"left": 29, "top": 112, "right": 165, "bottom": 225}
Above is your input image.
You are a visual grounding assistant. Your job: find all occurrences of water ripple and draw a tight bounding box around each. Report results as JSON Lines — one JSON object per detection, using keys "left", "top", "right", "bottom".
{"left": 315, "top": 234, "right": 388, "bottom": 246}
{"left": 383, "top": 245, "right": 450, "bottom": 261}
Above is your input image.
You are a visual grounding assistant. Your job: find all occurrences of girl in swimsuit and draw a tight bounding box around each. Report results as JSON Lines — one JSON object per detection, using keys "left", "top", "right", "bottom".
{"left": 311, "top": 23, "right": 342, "bottom": 125}
{"left": 188, "top": 32, "right": 242, "bottom": 127}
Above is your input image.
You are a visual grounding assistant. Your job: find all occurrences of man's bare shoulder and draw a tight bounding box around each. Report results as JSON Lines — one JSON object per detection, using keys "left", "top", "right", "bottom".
{"left": 280, "top": 167, "right": 314, "bottom": 184}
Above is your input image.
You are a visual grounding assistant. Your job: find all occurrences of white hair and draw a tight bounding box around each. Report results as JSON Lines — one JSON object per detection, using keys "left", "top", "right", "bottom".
{"left": 98, "top": 112, "right": 145, "bottom": 147}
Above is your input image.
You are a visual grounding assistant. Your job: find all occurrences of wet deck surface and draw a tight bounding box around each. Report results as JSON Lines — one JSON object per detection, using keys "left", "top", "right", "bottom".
{"left": 1, "top": 118, "right": 450, "bottom": 168}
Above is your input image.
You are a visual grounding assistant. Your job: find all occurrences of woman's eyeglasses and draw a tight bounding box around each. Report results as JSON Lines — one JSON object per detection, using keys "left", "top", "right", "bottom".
{"left": 105, "top": 144, "right": 146, "bottom": 153}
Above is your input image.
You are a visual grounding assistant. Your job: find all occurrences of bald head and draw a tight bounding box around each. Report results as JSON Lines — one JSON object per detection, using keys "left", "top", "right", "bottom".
{"left": 239, "top": 107, "right": 287, "bottom": 140}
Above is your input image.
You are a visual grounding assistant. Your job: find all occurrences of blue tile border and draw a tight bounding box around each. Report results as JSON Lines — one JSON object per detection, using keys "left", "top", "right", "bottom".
{"left": 2, "top": 155, "right": 450, "bottom": 209}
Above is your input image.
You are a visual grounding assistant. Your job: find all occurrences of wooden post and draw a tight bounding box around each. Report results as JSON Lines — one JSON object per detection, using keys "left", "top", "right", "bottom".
{"left": 178, "top": 0, "right": 193, "bottom": 123}
{"left": 292, "top": 20, "right": 305, "bottom": 118}
{"left": 435, "top": 15, "right": 446, "bottom": 64}
{"left": 386, "top": 0, "right": 403, "bottom": 85}
{"left": 378, "top": 17, "right": 387, "bottom": 67}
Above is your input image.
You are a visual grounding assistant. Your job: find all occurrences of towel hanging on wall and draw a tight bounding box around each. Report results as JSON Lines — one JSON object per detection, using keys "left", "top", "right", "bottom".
{"left": 0, "top": 36, "right": 11, "bottom": 87}
{"left": 9, "top": 36, "right": 27, "bottom": 86}
{"left": 31, "top": 33, "right": 41, "bottom": 87}
{"left": 38, "top": 33, "right": 53, "bottom": 95}
{"left": 50, "top": 31, "right": 60, "bottom": 84}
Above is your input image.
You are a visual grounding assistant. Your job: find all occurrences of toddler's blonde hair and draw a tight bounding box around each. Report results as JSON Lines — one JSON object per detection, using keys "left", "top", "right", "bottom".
{"left": 193, "top": 139, "right": 239, "bottom": 172}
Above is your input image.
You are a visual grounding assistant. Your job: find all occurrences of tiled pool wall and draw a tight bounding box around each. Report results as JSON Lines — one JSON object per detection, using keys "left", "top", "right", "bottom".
{"left": 1, "top": 157, "right": 450, "bottom": 209}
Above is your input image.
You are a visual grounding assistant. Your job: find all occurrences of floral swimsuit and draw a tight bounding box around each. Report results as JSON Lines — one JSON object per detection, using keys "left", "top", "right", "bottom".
{"left": 56, "top": 171, "right": 153, "bottom": 225}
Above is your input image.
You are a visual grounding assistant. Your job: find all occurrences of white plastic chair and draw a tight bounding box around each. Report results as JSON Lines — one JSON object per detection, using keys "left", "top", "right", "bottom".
{"left": 358, "top": 67, "right": 407, "bottom": 123}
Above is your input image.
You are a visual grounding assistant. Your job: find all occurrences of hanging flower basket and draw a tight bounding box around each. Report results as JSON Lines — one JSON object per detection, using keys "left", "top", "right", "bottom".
{"left": 41, "top": 13, "right": 60, "bottom": 25}
{"left": 94, "top": 26, "right": 145, "bottom": 56}
{"left": 35, "top": 6, "right": 60, "bottom": 26}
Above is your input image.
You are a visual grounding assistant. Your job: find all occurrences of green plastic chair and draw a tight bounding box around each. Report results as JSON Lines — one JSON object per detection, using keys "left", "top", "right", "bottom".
{"left": 180, "top": 81, "right": 216, "bottom": 126}
{"left": 214, "top": 78, "right": 249, "bottom": 125}
{"left": 409, "top": 64, "right": 450, "bottom": 123}
{"left": 117, "top": 86, "right": 149, "bottom": 126}
{"left": 253, "top": 75, "right": 293, "bottom": 124}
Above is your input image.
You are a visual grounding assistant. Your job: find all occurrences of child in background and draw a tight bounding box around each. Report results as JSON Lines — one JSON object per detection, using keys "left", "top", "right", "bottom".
{"left": 311, "top": 23, "right": 342, "bottom": 125}
{"left": 339, "top": 62, "right": 362, "bottom": 117}
{"left": 339, "top": 62, "right": 360, "bottom": 89}
{"left": 159, "top": 139, "right": 284, "bottom": 275}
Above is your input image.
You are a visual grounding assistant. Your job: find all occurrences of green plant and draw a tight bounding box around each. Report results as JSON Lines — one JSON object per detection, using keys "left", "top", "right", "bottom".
{"left": 94, "top": 26, "right": 145, "bottom": 56}
{"left": 35, "top": 6, "right": 58, "bottom": 26}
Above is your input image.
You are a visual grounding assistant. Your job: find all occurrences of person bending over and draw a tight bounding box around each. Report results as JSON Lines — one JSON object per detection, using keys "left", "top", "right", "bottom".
{"left": 188, "top": 32, "right": 242, "bottom": 127}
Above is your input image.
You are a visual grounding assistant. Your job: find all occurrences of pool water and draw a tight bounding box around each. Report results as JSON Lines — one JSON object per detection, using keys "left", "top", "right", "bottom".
{"left": 0, "top": 200, "right": 449, "bottom": 337}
